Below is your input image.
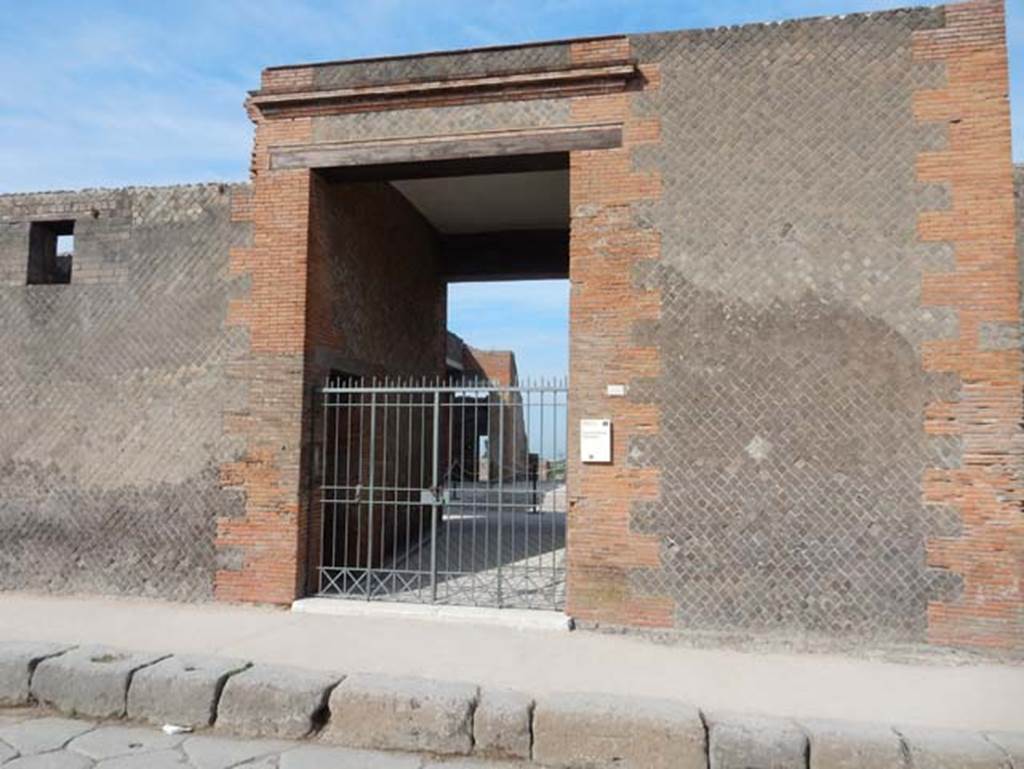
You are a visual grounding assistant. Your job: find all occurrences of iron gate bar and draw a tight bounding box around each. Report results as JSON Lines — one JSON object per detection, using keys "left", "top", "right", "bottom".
{"left": 430, "top": 389, "right": 440, "bottom": 601}
{"left": 316, "top": 376, "right": 567, "bottom": 611}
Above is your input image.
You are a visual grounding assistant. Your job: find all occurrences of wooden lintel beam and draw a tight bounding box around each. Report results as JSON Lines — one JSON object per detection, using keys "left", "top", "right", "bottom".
{"left": 270, "top": 124, "right": 621, "bottom": 171}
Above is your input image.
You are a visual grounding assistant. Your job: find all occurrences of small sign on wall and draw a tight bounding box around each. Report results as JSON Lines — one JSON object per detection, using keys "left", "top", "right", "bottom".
{"left": 580, "top": 419, "right": 612, "bottom": 463}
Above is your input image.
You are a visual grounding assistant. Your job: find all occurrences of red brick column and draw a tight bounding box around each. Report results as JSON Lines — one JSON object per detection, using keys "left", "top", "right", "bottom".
{"left": 566, "top": 40, "right": 673, "bottom": 627}
{"left": 215, "top": 68, "right": 318, "bottom": 604}
{"left": 914, "top": 0, "right": 1024, "bottom": 650}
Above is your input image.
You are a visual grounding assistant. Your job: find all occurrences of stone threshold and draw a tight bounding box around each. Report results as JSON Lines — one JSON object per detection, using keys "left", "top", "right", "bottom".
{"left": 291, "top": 598, "right": 573, "bottom": 632}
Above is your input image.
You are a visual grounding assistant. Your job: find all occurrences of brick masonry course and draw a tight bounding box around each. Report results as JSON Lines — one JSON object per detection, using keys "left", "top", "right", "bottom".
{"left": 912, "top": 0, "right": 1024, "bottom": 654}
{"left": 1, "top": 640, "right": 1024, "bottom": 768}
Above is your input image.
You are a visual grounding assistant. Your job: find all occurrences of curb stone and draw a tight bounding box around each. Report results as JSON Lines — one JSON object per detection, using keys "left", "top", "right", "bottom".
{"left": 0, "top": 642, "right": 74, "bottom": 707}
{"left": 898, "top": 726, "right": 1014, "bottom": 769}
{"left": 0, "top": 639, "right": 1021, "bottom": 769}
{"left": 324, "top": 672, "right": 478, "bottom": 755}
{"left": 215, "top": 664, "right": 341, "bottom": 740}
{"left": 708, "top": 713, "right": 807, "bottom": 769}
{"left": 127, "top": 654, "right": 250, "bottom": 728}
{"left": 533, "top": 691, "right": 706, "bottom": 769}
{"left": 30, "top": 646, "right": 168, "bottom": 719}
{"left": 474, "top": 687, "right": 534, "bottom": 760}
{"left": 799, "top": 719, "right": 904, "bottom": 769}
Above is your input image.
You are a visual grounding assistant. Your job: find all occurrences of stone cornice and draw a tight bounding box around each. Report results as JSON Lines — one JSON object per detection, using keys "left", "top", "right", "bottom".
{"left": 248, "top": 61, "right": 641, "bottom": 119}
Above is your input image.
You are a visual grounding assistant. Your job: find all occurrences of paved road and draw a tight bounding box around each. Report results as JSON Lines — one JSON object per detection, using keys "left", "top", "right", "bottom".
{"left": 0, "top": 710, "right": 497, "bottom": 768}
{"left": 0, "top": 592, "right": 1021, "bottom": 732}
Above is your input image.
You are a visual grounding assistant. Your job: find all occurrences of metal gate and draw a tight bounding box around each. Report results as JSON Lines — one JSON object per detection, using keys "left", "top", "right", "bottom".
{"left": 316, "top": 377, "right": 567, "bottom": 610}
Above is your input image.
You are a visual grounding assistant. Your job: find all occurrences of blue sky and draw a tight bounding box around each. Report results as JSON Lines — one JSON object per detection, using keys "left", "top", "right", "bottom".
{"left": 2, "top": 1, "right": 1021, "bottom": 380}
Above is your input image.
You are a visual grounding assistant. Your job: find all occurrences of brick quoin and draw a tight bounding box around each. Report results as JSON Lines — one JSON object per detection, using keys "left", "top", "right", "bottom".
{"left": 566, "top": 38, "right": 674, "bottom": 627}
{"left": 216, "top": 86, "right": 316, "bottom": 604}
{"left": 914, "top": 0, "right": 1024, "bottom": 650}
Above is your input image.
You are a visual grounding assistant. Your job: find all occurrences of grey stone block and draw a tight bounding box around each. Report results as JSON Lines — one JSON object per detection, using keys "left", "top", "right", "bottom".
{"left": 67, "top": 725, "right": 185, "bottom": 760}
{"left": 324, "top": 672, "right": 478, "bottom": 755}
{"left": 231, "top": 758, "right": 277, "bottom": 769}
{"left": 985, "top": 733, "right": 1024, "bottom": 768}
{"left": 423, "top": 760, "right": 527, "bottom": 769}
{"left": 899, "top": 726, "right": 1013, "bottom": 769}
{"left": 279, "top": 744, "right": 421, "bottom": 769}
{"left": 474, "top": 687, "right": 533, "bottom": 760}
{"left": 4, "top": 753, "right": 93, "bottom": 769}
{"left": 0, "top": 717, "right": 95, "bottom": 756}
{"left": 801, "top": 719, "right": 903, "bottom": 769}
{"left": 0, "top": 641, "right": 74, "bottom": 705}
{"left": 127, "top": 654, "right": 249, "bottom": 727}
{"left": 215, "top": 664, "right": 341, "bottom": 739}
{"left": 30, "top": 645, "right": 167, "bottom": 719}
{"left": 709, "top": 714, "right": 808, "bottom": 769}
{"left": 94, "top": 750, "right": 190, "bottom": 769}
{"left": 533, "top": 692, "right": 706, "bottom": 769}
{"left": 182, "top": 734, "right": 292, "bottom": 769}
{"left": 0, "top": 713, "right": 32, "bottom": 729}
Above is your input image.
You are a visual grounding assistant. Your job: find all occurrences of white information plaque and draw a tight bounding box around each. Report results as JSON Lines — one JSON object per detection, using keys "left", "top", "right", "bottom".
{"left": 580, "top": 419, "right": 612, "bottom": 463}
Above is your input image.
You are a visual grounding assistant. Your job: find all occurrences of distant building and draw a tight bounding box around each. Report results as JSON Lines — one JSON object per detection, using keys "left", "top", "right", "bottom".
{"left": 445, "top": 332, "right": 529, "bottom": 483}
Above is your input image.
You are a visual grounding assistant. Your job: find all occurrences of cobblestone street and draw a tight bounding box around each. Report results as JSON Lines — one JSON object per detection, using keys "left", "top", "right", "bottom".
{"left": 0, "top": 711, "right": 506, "bottom": 769}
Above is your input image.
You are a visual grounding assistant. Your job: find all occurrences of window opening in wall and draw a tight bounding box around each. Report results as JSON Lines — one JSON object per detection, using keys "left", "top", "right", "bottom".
{"left": 27, "top": 220, "right": 74, "bottom": 285}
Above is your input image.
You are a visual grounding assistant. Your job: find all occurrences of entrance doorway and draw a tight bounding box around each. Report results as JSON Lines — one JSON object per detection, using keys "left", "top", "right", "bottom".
{"left": 309, "top": 157, "right": 571, "bottom": 610}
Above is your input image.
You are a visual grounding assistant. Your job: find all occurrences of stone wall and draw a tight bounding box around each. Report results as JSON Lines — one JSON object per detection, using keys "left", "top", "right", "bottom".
{"left": 615, "top": 7, "right": 955, "bottom": 646}
{"left": 585, "top": 1, "right": 1020, "bottom": 650}
{"left": 0, "top": 184, "right": 250, "bottom": 599}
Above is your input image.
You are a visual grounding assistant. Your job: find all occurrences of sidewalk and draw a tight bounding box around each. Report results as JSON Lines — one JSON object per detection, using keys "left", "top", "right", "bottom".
{"left": 0, "top": 592, "right": 1020, "bottom": 732}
